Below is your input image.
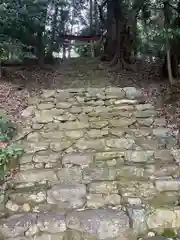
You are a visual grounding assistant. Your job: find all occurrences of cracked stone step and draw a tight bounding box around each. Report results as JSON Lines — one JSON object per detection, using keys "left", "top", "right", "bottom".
{"left": 117, "top": 178, "right": 180, "bottom": 202}
{"left": 0, "top": 209, "right": 131, "bottom": 239}
{"left": 17, "top": 150, "right": 177, "bottom": 176}
{"left": 17, "top": 149, "right": 178, "bottom": 182}
{"left": 3, "top": 180, "right": 180, "bottom": 215}
{"left": 39, "top": 87, "right": 143, "bottom": 100}
{"left": 10, "top": 161, "right": 180, "bottom": 184}
{"left": 21, "top": 136, "right": 176, "bottom": 156}
{"left": 18, "top": 126, "right": 173, "bottom": 143}
{"left": 30, "top": 113, "right": 166, "bottom": 128}
{"left": 19, "top": 148, "right": 176, "bottom": 167}
{"left": 1, "top": 207, "right": 180, "bottom": 239}
{"left": 30, "top": 95, "right": 145, "bottom": 111}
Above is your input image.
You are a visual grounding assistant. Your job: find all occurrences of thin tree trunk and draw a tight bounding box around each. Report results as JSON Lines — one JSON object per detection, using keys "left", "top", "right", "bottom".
{"left": 63, "top": 44, "right": 66, "bottom": 59}
{"left": 48, "top": 3, "right": 59, "bottom": 58}
{"left": 166, "top": 38, "right": 175, "bottom": 84}
{"left": 94, "top": 0, "right": 99, "bottom": 34}
{"left": 106, "top": 0, "right": 115, "bottom": 60}
{"left": 90, "top": 0, "right": 94, "bottom": 57}
{"left": 36, "top": 30, "right": 45, "bottom": 65}
{"left": 164, "top": 1, "right": 175, "bottom": 84}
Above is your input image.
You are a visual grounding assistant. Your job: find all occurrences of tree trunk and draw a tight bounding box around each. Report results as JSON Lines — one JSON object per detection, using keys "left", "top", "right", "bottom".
{"left": 89, "top": 0, "right": 94, "bottom": 57}
{"left": 162, "top": 1, "right": 180, "bottom": 80}
{"left": 63, "top": 44, "right": 66, "bottom": 59}
{"left": 94, "top": 0, "right": 99, "bottom": 34}
{"left": 106, "top": 0, "right": 116, "bottom": 60}
{"left": 107, "top": 0, "right": 135, "bottom": 71}
{"left": 166, "top": 48, "right": 175, "bottom": 84}
{"left": 47, "top": 3, "right": 59, "bottom": 59}
{"left": 164, "top": 1, "right": 175, "bottom": 84}
{"left": 36, "top": 30, "right": 45, "bottom": 65}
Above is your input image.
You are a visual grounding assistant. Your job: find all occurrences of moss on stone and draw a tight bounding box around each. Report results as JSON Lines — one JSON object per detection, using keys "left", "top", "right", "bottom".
{"left": 161, "top": 228, "right": 176, "bottom": 238}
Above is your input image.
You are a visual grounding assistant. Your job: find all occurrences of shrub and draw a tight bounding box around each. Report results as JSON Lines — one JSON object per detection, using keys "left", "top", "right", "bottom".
{"left": 0, "top": 114, "right": 16, "bottom": 142}
{"left": 0, "top": 144, "right": 23, "bottom": 179}
{"left": 0, "top": 113, "right": 23, "bottom": 180}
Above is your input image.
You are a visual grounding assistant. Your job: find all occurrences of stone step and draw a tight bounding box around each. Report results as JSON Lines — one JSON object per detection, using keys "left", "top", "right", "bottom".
{"left": 29, "top": 112, "right": 165, "bottom": 128}
{"left": 34, "top": 103, "right": 156, "bottom": 116}
{"left": 15, "top": 163, "right": 179, "bottom": 186}
{"left": 19, "top": 149, "right": 177, "bottom": 171}
{"left": 4, "top": 179, "right": 180, "bottom": 214}
{"left": 0, "top": 205, "right": 180, "bottom": 239}
{"left": 17, "top": 125, "right": 174, "bottom": 144}
{"left": 21, "top": 136, "right": 176, "bottom": 159}
{"left": 39, "top": 87, "right": 144, "bottom": 101}
{"left": 38, "top": 127, "right": 172, "bottom": 139}
{"left": 36, "top": 100, "right": 152, "bottom": 110}
{"left": 8, "top": 164, "right": 180, "bottom": 193}
{"left": 33, "top": 112, "right": 161, "bottom": 127}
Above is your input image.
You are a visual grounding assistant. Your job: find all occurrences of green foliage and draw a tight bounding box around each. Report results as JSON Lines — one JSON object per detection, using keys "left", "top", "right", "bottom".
{"left": 0, "top": 144, "right": 23, "bottom": 179}
{"left": 161, "top": 228, "right": 176, "bottom": 238}
{"left": 0, "top": 113, "right": 23, "bottom": 179}
{"left": 0, "top": 115, "right": 16, "bottom": 142}
{"left": 0, "top": 0, "right": 71, "bottom": 60}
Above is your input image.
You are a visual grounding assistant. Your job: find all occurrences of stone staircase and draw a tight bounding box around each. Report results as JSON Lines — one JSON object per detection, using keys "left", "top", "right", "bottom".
{"left": 0, "top": 86, "right": 180, "bottom": 240}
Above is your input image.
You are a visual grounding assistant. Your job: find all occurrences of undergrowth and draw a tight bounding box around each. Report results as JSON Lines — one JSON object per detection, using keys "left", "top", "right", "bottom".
{"left": 0, "top": 113, "right": 23, "bottom": 180}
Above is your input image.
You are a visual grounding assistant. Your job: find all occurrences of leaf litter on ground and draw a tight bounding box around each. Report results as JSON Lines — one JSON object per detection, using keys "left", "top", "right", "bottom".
{"left": 0, "top": 57, "right": 180, "bottom": 146}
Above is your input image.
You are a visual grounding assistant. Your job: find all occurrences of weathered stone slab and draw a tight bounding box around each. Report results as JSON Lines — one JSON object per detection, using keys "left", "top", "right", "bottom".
{"left": 118, "top": 180, "right": 156, "bottom": 200}
{"left": 155, "top": 178, "right": 180, "bottom": 191}
{"left": 147, "top": 208, "right": 177, "bottom": 229}
{"left": 62, "top": 153, "right": 93, "bottom": 167}
{"left": 106, "top": 138, "right": 135, "bottom": 150}
{"left": 66, "top": 209, "right": 130, "bottom": 240}
{"left": 94, "top": 151, "right": 125, "bottom": 162}
{"left": 124, "top": 151, "right": 154, "bottom": 163}
{"left": 65, "top": 130, "right": 84, "bottom": 139}
{"left": 33, "top": 233, "right": 66, "bottom": 240}
{"left": 13, "top": 169, "right": 58, "bottom": 183}
{"left": 50, "top": 140, "right": 73, "bottom": 152}
{"left": 144, "top": 164, "right": 178, "bottom": 178}
{"left": 47, "top": 184, "right": 86, "bottom": 208}
{"left": 86, "top": 193, "right": 121, "bottom": 208}
{"left": 33, "top": 151, "right": 61, "bottom": 163}
{"left": 24, "top": 142, "right": 49, "bottom": 154}
{"left": 58, "top": 121, "right": 89, "bottom": 130}
{"left": 87, "top": 129, "right": 108, "bottom": 138}
{"left": 9, "top": 191, "right": 46, "bottom": 204}
{"left": 83, "top": 167, "right": 116, "bottom": 183}
{"left": 75, "top": 139, "right": 106, "bottom": 151}
{"left": 37, "top": 102, "right": 55, "bottom": 110}
{"left": 0, "top": 213, "right": 37, "bottom": 238}
{"left": 109, "top": 118, "right": 136, "bottom": 128}
{"left": 37, "top": 212, "right": 66, "bottom": 233}
{"left": 56, "top": 102, "right": 72, "bottom": 109}
{"left": 171, "top": 149, "right": 180, "bottom": 163}
{"left": 123, "top": 87, "right": 142, "bottom": 99}
{"left": 116, "top": 165, "right": 144, "bottom": 179}
{"left": 56, "top": 167, "right": 82, "bottom": 183}
{"left": 126, "top": 206, "right": 148, "bottom": 233}
{"left": 89, "top": 181, "right": 118, "bottom": 194}
{"left": 41, "top": 90, "right": 56, "bottom": 98}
